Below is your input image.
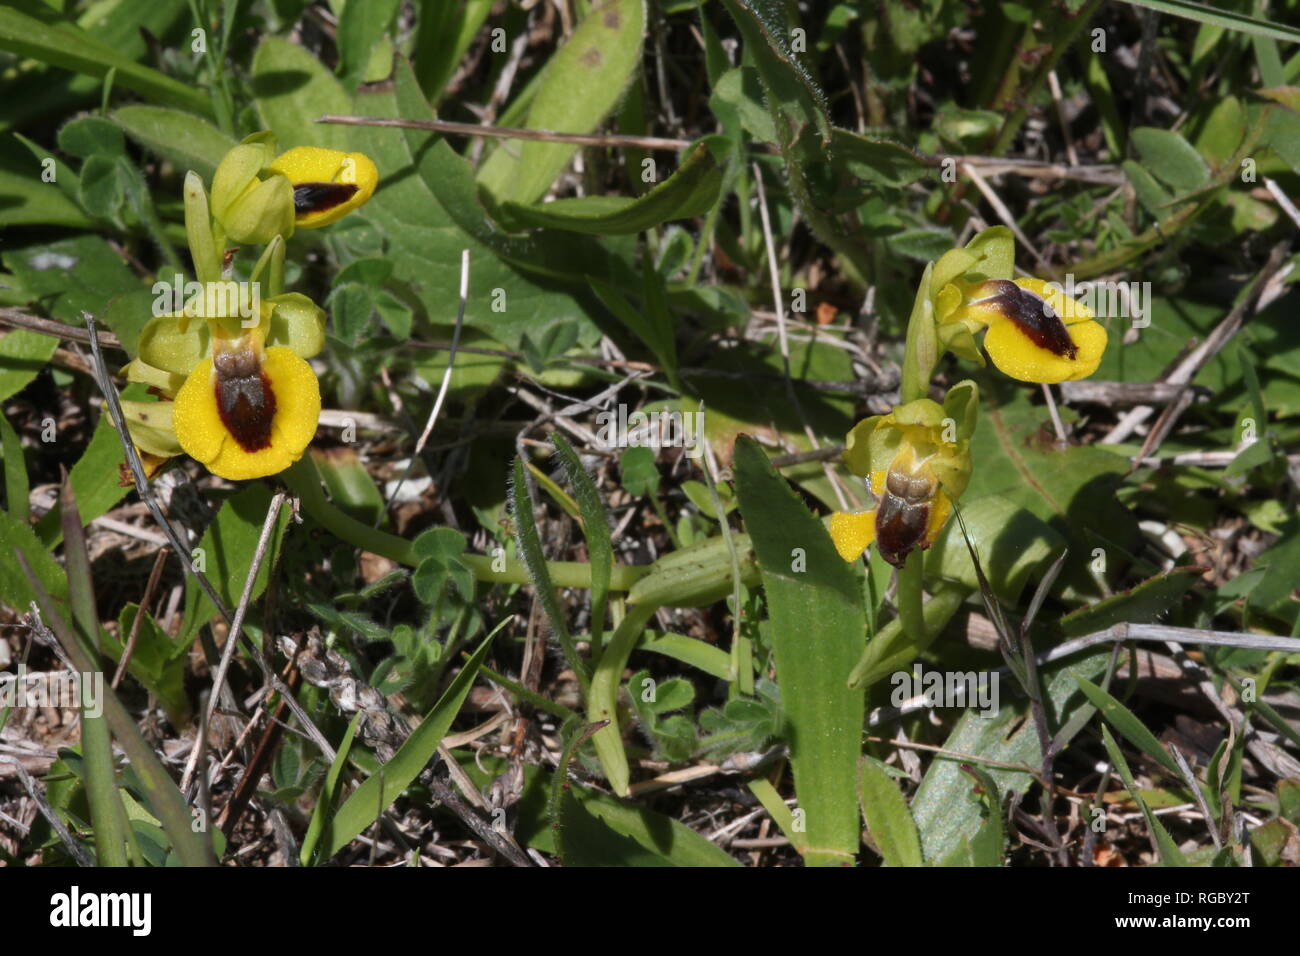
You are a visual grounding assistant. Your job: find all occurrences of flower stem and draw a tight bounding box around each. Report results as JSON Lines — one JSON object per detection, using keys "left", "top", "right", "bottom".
{"left": 896, "top": 548, "right": 926, "bottom": 646}
{"left": 281, "top": 457, "right": 647, "bottom": 591}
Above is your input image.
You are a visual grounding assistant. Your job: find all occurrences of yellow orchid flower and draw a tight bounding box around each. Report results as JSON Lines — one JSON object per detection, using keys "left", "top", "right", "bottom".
{"left": 941, "top": 277, "right": 1108, "bottom": 385}
{"left": 172, "top": 327, "right": 321, "bottom": 482}
{"left": 130, "top": 291, "right": 327, "bottom": 481}
{"left": 268, "top": 146, "right": 379, "bottom": 229}
{"left": 829, "top": 383, "right": 977, "bottom": 567}
{"left": 210, "top": 139, "right": 378, "bottom": 242}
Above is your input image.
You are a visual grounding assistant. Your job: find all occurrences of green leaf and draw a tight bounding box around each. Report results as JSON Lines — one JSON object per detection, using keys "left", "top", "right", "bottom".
{"left": 0, "top": 6, "right": 211, "bottom": 114}
{"left": 58, "top": 116, "right": 125, "bottom": 159}
{"left": 1075, "top": 675, "right": 1183, "bottom": 779}
{"left": 337, "top": 0, "right": 401, "bottom": 87}
{"left": 588, "top": 603, "right": 656, "bottom": 797}
{"left": 2, "top": 234, "right": 140, "bottom": 323}
{"left": 107, "top": 604, "right": 189, "bottom": 727}
{"left": 733, "top": 435, "right": 866, "bottom": 866}
{"left": 711, "top": 67, "right": 777, "bottom": 142}
{"left": 858, "top": 756, "right": 923, "bottom": 866}
{"left": 317, "top": 621, "right": 504, "bottom": 858}
{"left": 20, "top": 556, "right": 213, "bottom": 867}
{"left": 1098, "top": 724, "right": 1187, "bottom": 865}
{"left": 0, "top": 413, "right": 29, "bottom": 522}
{"left": 0, "top": 329, "right": 57, "bottom": 402}
{"left": 112, "top": 106, "right": 237, "bottom": 183}
{"left": 925, "top": 494, "right": 1063, "bottom": 603}
{"left": 637, "top": 631, "right": 733, "bottom": 680}
{"left": 551, "top": 433, "right": 613, "bottom": 648}
{"left": 910, "top": 651, "right": 1109, "bottom": 863}
{"left": 0, "top": 136, "right": 94, "bottom": 229}
{"left": 412, "top": 0, "right": 494, "bottom": 103}
{"left": 300, "top": 712, "right": 363, "bottom": 865}
{"left": 619, "top": 445, "right": 660, "bottom": 497}
{"left": 251, "top": 37, "right": 351, "bottom": 152}
{"left": 1114, "top": 0, "right": 1300, "bottom": 46}
{"left": 343, "top": 57, "right": 618, "bottom": 349}
{"left": 1059, "top": 567, "right": 1204, "bottom": 637}
{"left": 179, "top": 484, "right": 292, "bottom": 646}
{"left": 492, "top": 136, "right": 728, "bottom": 235}
{"left": 510, "top": 456, "right": 587, "bottom": 683}
{"left": 477, "top": 0, "right": 647, "bottom": 205}
{"left": 961, "top": 391, "right": 1137, "bottom": 599}
{"left": 35, "top": 411, "right": 137, "bottom": 547}
{"left": 1131, "top": 127, "right": 1212, "bottom": 192}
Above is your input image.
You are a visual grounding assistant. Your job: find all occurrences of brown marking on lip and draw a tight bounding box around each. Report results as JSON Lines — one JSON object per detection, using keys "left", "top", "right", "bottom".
{"left": 980, "top": 279, "right": 1078, "bottom": 359}
{"left": 875, "top": 495, "right": 931, "bottom": 568}
{"left": 214, "top": 350, "right": 276, "bottom": 452}
{"left": 293, "top": 182, "right": 359, "bottom": 216}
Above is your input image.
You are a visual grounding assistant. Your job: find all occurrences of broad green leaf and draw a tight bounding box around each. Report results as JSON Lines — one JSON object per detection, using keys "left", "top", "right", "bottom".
{"left": 925, "top": 493, "right": 1063, "bottom": 602}
{"left": 1059, "top": 567, "right": 1204, "bottom": 637}
{"left": 343, "top": 58, "right": 620, "bottom": 349}
{"left": 477, "top": 0, "right": 647, "bottom": 204}
{"left": 412, "top": 0, "right": 494, "bottom": 102}
{"left": 179, "top": 484, "right": 292, "bottom": 645}
{"left": 112, "top": 106, "right": 237, "bottom": 183}
{"left": 1131, "top": 127, "right": 1212, "bottom": 192}
{"left": 1, "top": 234, "right": 140, "bottom": 322}
{"left": 859, "top": 756, "right": 923, "bottom": 866}
{"left": 910, "top": 650, "right": 1109, "bottom": 863}
{"left": 0, "top": 329, "right": 57, "bottom": 402}
{"left": 733, "top": 435, "right": 866, "bottom": 866}
{"left": 251, "top": 37, "right": 351, "bottom": 152}
{"left": 492, "top": 136, "right": 728, "bottom": 235}
{"left": 337, "top": 0, "right": 402, "bottom": 87}
{"left": 961, "top": 391, "right": 1138, "bottom": 599}
{"left": 0, "top": 135, "right": 93, "bottom": 229}
{"left": 35, "top": 409, "right": 138, "bottom": 547}
{"left": 316, "top": 620, "right": 504, "bottom": 859}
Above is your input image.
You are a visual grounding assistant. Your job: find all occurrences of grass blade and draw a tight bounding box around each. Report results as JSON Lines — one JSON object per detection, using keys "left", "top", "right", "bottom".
{"left": 316, "top": 618, "right": 506, "bottom": 859}
{"left": 588, "top": 602, "right": 657, "bottom": 797}
{"left": 510, "top": 455, "right": 587, "bottom": 686}
{"left": 550, "top": 432, "right": 613, "bottom": 652}
{"left": 1099, "top": 725, "right": 1187, "bottom": 865}
{"left": 18, "top": 555, "right": 215, "bottom": 867}
{"left": 59, "top": 478, "right": 132, "bottom": 867}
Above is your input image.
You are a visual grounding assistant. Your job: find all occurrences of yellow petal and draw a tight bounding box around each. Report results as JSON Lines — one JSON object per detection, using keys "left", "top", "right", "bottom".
{"left": 829, "top": 510, "right": 877, "bottom": 562}
{"left": 985, "top": 315, "right": 1108, "bottom": 384}
{"left": 268, "top": 147, "right": 379, "bottom": 228}
{"left": 173, "top": 347, "right": 320, "bottom": 481}
{"left": 173, "top": 358, "right": 226, "bottom": 464}
{"left": 923, "top": 489, "right": 953, "bottom": 547}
